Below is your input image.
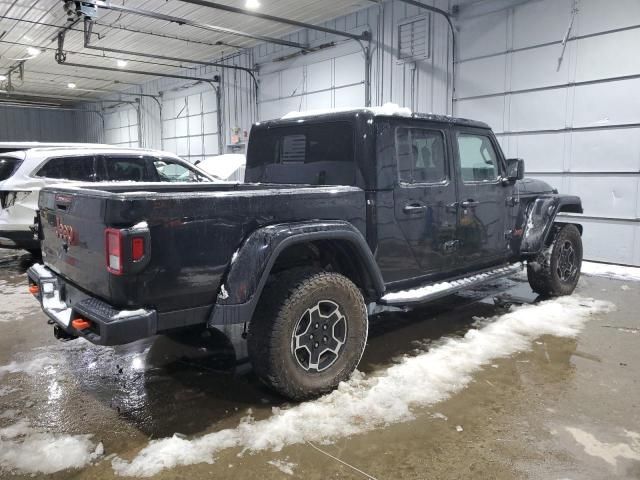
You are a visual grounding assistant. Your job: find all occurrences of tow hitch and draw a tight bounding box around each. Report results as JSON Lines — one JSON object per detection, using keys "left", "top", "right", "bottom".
{"left": 53, "top": 324, "right": 77, "bottom": 342}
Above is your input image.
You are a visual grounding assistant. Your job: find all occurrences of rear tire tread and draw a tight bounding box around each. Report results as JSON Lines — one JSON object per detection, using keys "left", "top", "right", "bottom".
{"left": 248, "top": 268, "right": 367, "bottom": 400}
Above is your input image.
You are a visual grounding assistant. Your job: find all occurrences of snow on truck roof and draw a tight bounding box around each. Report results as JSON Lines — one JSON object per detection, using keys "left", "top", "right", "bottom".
{"left": 279, "top": 103, "right": 490, "bottom": 129}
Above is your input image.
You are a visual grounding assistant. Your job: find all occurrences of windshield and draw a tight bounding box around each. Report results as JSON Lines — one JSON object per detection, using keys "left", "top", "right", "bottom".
{"left": 246, "top": 122, "right": 355, "bottom": 185}
{"left": 0, "top": 157, "right": 22, "bottom": 181}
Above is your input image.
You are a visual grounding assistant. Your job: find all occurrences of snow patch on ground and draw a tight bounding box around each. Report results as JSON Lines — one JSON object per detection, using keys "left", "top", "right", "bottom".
{"left": 565, "top": 427, "right": 640, "bottom": 466}
{"left": 0, "top": 420, "right": 100, "bottom": 474}
{"left": 111, "top": 296, "right": 612, "bottom": 477}
{"left": 0, "top": 387, "right": 19, "bottom": 397}
{"left": 0, "top": 355, "right": 60, "bottom": 378}
{"left": 267, "top": 459, "right": 296, "bottom": 476}
{"left": 582, "top": 261, "right": 640, "bottom": 282}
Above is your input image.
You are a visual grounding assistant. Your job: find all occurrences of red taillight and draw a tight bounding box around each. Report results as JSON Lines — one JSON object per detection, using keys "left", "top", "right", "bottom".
{"left": 105, "top": 228, "right": 123, "bottom": 275}
{"left": 131, "top": 237, "right": 145, "bottom": 262}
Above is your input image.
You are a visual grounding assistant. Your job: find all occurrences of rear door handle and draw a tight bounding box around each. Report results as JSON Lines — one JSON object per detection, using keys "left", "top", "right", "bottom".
{"left": 403, "top": 202, "right": 428, "bottom": 214}
{"left": 461, "top": 200, "right": 480, "bottom": 208}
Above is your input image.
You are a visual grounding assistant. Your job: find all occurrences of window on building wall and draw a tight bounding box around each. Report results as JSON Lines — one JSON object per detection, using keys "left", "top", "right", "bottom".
{"left": 397, "top": 15, "right": 431, "bottom": 63}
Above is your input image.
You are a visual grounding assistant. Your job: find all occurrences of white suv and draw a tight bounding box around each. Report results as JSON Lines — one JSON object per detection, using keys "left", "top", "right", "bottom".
{"left": 0, "top": 146, "right": 215, "bottom": 253}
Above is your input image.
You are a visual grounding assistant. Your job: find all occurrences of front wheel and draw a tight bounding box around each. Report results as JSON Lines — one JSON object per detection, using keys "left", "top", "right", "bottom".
{"left": 527, "top": 224, "right": 583, "bottom": 297}
{"left": 248, "top": 269, "right": 368, "bottom": 400}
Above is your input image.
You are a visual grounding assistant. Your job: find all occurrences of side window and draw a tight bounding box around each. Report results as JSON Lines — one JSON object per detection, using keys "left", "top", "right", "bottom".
{"left": 245, "top": 122, "right": 355, "bottom": 185}
{"left": 396, "top": 128, "right": 447, "bottom": 184}
{"left": 36, "top": 156, "right": 95, "bottom": 181}
{"left": 153, "top": 158, "right": 207, "bottom": 183}
{"left": 456, "top": 133, "right": 500, "bottom": 183}
{"left": 100, "top": 156, "right": 157, "bottom": 182}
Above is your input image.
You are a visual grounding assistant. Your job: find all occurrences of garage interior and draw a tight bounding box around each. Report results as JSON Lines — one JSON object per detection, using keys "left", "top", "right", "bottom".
{"left": 1, "top": 0, "right": 640, "bottom": 479}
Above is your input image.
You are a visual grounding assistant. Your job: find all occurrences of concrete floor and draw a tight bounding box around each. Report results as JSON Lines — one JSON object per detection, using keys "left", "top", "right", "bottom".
{"left": 0, "top": 247, "right": 639, "bottom": 479}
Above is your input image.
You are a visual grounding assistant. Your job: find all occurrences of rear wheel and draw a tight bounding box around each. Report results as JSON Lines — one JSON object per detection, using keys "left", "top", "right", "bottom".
{"left": 527, "top": 224, "right": 582, "bottom": 297}
{"left": 248, "top": 269, "right": 367, "bottom": 400}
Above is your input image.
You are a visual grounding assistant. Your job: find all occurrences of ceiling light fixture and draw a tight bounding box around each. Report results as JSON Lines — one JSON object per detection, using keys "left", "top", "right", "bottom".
{"left": 245, "top": 0, "right": 261, "bottom": 10}
{"left": 67, "top": 82, "right": 77, "bottom": 89}
{"left": 117, "top": 59, "right": 128, "bottom": 68}
{"left": 26, "top": 47, "right": 41, "bottom": 57}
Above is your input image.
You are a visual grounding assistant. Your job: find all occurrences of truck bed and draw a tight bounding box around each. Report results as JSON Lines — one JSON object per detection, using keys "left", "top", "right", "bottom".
{"left": 38, "top": 182, "right": 366, "bottom": 324}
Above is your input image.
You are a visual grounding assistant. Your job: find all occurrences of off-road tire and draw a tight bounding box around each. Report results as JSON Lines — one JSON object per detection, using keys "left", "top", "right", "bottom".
{"left": 527, "top": 224, "right": 582, "bottom": 297}
{"left": 248, "top": 269, "right": 368, "bottom": 400}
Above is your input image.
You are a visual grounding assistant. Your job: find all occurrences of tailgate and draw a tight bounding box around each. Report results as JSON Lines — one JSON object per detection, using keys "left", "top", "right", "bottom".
{"left": 39, "top": 188, "right": 112, "bottom": 300}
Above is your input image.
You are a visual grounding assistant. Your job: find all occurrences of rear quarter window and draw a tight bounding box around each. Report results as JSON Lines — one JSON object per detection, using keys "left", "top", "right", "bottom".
{"left": 36, "top": 156, "right": 95, "bottom": 181}
{"left": 246, "top": 122, "right": 356, "bottom": 185}
{"left": 0, "top": 157, "right": 22, "bottom": 181}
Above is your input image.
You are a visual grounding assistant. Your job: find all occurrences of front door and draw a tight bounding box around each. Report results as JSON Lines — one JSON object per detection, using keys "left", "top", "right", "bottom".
{"left": 452, "top": 128, "right": 510, "bottom": 268}
{"left": 393, "top": 124, "right": 458, "bottom": 277}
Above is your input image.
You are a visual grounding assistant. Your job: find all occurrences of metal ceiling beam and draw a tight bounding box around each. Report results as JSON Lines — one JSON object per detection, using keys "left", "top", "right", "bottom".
{"left": 56, "top": 28, "right": 220, "bottom": 84}
{"left": 177, "top": 0, "right": 370, "bottom": 42}
{"left": 0, "top": 14, "right": 229, "bottom": 48}
{"left": 82, "top": 19, "right": 258, "bottom": 88}
{"left": 85, "top": 1, "right": 309, "bottom": 50}
{"left": 0, "top": 38, "right": 198, "bottom": 72}
{"left": 58, "top": 59, "right": 220, "bottom": 84}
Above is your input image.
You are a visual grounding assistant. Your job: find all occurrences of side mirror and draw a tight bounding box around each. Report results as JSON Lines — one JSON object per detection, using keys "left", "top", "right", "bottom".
{"left": 506, "top": 158, "right": 525, "bottom": 182}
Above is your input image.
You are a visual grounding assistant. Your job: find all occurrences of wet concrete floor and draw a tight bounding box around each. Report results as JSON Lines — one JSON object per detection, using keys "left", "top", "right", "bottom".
{"left": 0, "top": 248, "right": 638, "bottom": 479}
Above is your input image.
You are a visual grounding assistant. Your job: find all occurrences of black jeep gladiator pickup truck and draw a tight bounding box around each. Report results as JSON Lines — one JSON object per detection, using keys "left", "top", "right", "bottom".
{"left": 28, "top": 109, "right": 584, "bottom": 399}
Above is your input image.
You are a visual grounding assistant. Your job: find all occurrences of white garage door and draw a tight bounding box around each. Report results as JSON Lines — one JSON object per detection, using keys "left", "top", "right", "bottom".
{"left": 104, "top": 105, "right": 139, "bottom": 148}
{"left": 455, "top": 0, "right": 640, "bottom": 266}
{"left": 257, "top": 46, "right": 366, "bottom": 121}
{"left": 161, "top": 85, "right": 220, "bottom": 164}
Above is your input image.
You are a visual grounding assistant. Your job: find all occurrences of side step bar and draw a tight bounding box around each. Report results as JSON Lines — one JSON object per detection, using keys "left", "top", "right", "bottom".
{"left": 381, "top": 263, "right": 523, "bottom": 306}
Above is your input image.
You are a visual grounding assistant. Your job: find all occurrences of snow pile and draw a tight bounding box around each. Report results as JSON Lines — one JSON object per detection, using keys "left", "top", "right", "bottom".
{"left": 582, "top": 261, "right": 640, "bottom": 282}
{"left": 282, "top": 103, "right": 412, "bottom": 120}
{"left": 0, "top": 420, "right": 101, "bottom": 475}
{"left": 112, "top": 295, "right": 612, "bottom": 477}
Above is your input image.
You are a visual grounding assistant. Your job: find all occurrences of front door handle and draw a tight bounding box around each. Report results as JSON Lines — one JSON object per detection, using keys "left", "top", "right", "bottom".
{"left": 403, "top": 203, "right": 428, "bottom": 214}
{"left": 461, "top": 200, "right": 480, "bottom": 208}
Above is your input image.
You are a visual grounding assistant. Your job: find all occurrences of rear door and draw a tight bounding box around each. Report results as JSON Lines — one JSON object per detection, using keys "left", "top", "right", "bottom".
{"left": 393, "top": 122, "right": 458, "bottom": 276}
{"left": 452, "top": 128, "right": 509, "bottom": 268}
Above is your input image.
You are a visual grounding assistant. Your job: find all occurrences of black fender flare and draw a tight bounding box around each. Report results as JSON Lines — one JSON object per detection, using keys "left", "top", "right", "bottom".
{"left": 520, "top": 194, "right": 583, "bottom": 256}
{"left": 208, "top": 220, "right": 385, "bottom": 327}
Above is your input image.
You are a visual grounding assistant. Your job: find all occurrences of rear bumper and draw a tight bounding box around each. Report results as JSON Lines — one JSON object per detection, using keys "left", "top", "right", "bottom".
{"left": 27, "top": 264, "right": 157, "bottom": 346}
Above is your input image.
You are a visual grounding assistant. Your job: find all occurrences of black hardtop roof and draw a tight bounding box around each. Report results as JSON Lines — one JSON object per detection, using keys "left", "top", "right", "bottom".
{"left": 255, "top": 108, "right": 491, "bottom": 130}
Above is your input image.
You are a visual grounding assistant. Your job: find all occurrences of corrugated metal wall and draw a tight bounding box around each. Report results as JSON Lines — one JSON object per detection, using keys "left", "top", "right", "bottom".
{"left": 455, "top": 0, "right": 640, "bottom": 266}
{"left": 0, "top": 104, "right": 103, "bottom": 143}
{"left": 109, "top": 0, "right": 452, "bottom": 151}
{"left": 253, "top": 0, "right": 452, "bottom": 120}
{"left": 106, "top": 53, "right": 256, "bottom": 153}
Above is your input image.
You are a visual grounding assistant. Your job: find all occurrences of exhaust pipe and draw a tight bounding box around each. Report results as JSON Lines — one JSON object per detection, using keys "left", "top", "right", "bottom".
{"left": 53, "top": 325, "right": 77, "bottom": 342}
